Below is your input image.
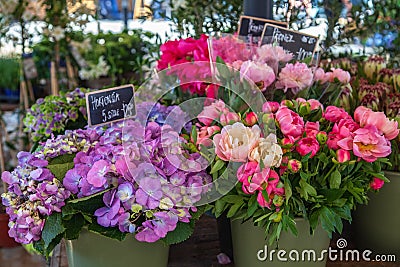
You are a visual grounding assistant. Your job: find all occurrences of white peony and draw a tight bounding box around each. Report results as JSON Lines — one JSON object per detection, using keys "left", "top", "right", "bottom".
{"left": 249, "top": 133, "right": 283, "bottom": 168}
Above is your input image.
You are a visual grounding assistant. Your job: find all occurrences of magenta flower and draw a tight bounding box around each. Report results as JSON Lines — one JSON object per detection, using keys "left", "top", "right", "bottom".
{"left": 276, "top": 107, "right": 305, "bottom": 139}
{"left": 370, "top": 177, "right": 385, "bottom": 190}
{"left": 296, "top": 137, "right": 320, "bottom": 158}
{"left": 324, "top": 106, "right": 352, "bottom": 123}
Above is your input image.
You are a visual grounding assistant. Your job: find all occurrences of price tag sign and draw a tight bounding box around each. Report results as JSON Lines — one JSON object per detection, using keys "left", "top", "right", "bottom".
{"left": 261, "top": 23, "right": 319, "bottom": 61}
{"left": 86, "top": 85, "right": 136, "bottom": 126}
{"left": 237, "top": 15, "right": 287, "bottom": 45}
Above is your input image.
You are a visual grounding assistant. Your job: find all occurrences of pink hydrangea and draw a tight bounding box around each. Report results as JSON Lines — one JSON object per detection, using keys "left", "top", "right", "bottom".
{"left": 276, "top": 62, "right": 313, "bottom": 94}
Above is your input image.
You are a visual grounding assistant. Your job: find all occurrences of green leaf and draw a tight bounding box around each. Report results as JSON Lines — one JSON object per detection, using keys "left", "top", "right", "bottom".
{"left": 42, "top": 212, "right": 65, "bottom": 255}
{"left": 301, "top": 152, "right": 312, "bottom": 162}
{"left": 63, "top": 213, "right": 85, "bottom": 240}
{"left": 214, "top": 199, "right": 227, "bottom": 218}
{"left": 161, "top": 222, "right": 194, "bottom": 245}
{"left": 88, "top": 222, "right": 127, "bottom": 241}
{"left": 221, "top": 195, "right": 244, "bottom": 204}
{"left": 47, "top": 153, "right": 76, "bottom": 181}
{"left": 191, "top": 125, "right": 197, "bottom": 145}
{"left": 319, "top": 189, "right": 345, "bottom": 202}
{"left": 227, "top": 203, "right": 243, "bottom": 218}
{"left": 284, "top": 180, "right": 292, "bottom": 205}
{"left": 330, "top": 170, "right": 342, "bottom": 189}
{"left": 210, "top": 159, "right": 225, "bottom": 174}
{"left": 65, "top": 191, "right": 107, "bottom": 215}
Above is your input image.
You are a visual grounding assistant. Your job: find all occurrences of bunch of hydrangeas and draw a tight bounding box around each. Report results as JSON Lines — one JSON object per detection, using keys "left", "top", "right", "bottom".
{"left": 2, "top": 103, "right": 211, "bottom": 250}
{"left": 23, "top": 88, "right": 91, "bottom": 142}
{"left": 1, "top": 128, "right": 97, "bottom": 243}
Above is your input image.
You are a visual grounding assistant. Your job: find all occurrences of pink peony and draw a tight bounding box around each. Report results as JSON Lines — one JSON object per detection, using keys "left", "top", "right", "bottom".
{"left": 338, "top": 125, "right": 391, "bottom": 162}
{"left": 237, "top": 161, "right": 259, "bottom": 184}
{"left": 354, "top": 106, "right": 399, "bottom": 140}
{"left": 256, "top": 44, "right": 293, "bottom": 63}
{"left": 370, "top": 177, "right": 385, "bottom": 190}
{"left": 244, "top": 112, "right": 258, "bottom": 126}
{"left": 276, "top": 107, "right": 305, "bottom": 139}
{"left": 253, "top": 169, "right": 284, "bottom": 209}
{"left": 296, "top": 137, "right": 320, "bottom": 158}
{"left": 327, "top": 119, "right": 360, "bottom": 150}
{"left": 305, "top": 121, "right": 320, "bottom": 138}
{"left": 262, "top": 101, "right": 280, "bottom": 113}
{"left": 240, "top": 60, "right": 276, "bottom": 91}
{"left": 198, "top": 100, "right": 229, "bottom": 126}
{"left": 307, "top": 99, "right": 323, "bottom": 111}
{"left": 336, "top": 149, "right": 351, "bottom": 163}
{"left": 313, "top": 67, "right": 329, "bottom": 84}
{"left": 213, "top": 122, "right": 261, "bottom": 162}
{"left": 329, "top": 68, "right": 351, "bottom": 84}
{"left": 276, "top": 62, "right": 313, "bottom": 94}
{"left": 323, "top": 106, "right": 352, "bottom": 123}
{"left": 197, "top": 125, "right": 220, "bottom": 147}
{"left": 288, "top": 159, "right": 302, "bottom": 173}
{"left": 220, "top": 112, "right": 240, "bottom": 126}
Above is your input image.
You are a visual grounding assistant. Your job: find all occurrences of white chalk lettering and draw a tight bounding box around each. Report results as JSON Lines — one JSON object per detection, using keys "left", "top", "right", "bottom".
{"left": 272, "top": 28, "right": 295, "bottom": 43}
{"left": 91, "top": 92, "right": 121, "bottom": 110}
{"left": 296, "top": 47, "right": 313, "bottom": 60}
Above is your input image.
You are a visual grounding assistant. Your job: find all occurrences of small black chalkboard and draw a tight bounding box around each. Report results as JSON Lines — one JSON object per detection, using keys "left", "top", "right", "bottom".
{"left": 86, "top": 85, "right": 136, "bottom": 126}
{"left": 237, "top": 15, "right": 288, "bottom": 45}
{"left": 261, "top": 23, "right": 319, "bottom": 61}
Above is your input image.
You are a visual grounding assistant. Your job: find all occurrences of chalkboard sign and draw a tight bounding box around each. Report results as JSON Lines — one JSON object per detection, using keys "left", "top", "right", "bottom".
{"left": 237, "top": 15, "right": 287, "bottom": 45}
{"left": 86, "top": 85, "right": 136, "bottom": 126}
{"left": 261, "top": 23, "right": 319, "bottom": 61}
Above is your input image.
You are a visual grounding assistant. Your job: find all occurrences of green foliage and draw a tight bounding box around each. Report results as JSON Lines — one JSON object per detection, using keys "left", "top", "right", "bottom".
{"left": 0, "top": 57, "right": 20, "bottom": 90}
{"left": 47, "top": 153, "right": 76, "bottom": 181}
{"left": 156, "top": 0, "right": 242, "bottom": 38}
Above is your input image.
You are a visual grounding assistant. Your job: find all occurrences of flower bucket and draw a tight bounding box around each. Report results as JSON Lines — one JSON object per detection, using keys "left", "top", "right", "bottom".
{"left": 0, "top": 213, "right": 20, "bottom": 248}
{"left": 66, "top": 230, "right": 169, "bottom": 267}
{"left": 352, "top": 171, "right": 400, "bottom": 259}
{"left": 231, "top": 219, "right": 330, "bottom": 267}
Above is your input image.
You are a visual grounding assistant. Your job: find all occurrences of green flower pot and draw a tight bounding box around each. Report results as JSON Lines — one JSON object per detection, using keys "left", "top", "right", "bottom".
{"left": 66, "top": 230, "right": 169, "bottom": 267}
{"left": 353, "top": 171, "right": 400, "bottom": 260}
{"left": 231, "top": 219, "right": 330, "bottom": 267}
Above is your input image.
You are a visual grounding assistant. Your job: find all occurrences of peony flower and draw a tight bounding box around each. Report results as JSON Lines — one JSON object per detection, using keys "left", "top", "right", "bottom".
{"left": 262, "top": 101, "right": 280, "bottom": 113}
{"left": 370, "top": 177, "right": 385, "bottom": 190}
{"left": 313, "top": 67, "right": 329, "bottom": 84}
{"left": 220, "top": 112, "right": 240, "bottom": 126}
{"left": 240, "top": 60, "right": 276, "bottom": 91}
{"left": 329, "top": 68, "right": 351, "bottom": 84}
{"left": 249, "top": 134, "right": 283, "bottom": 168}
{"left": 354, "top": 106, "right": 399, "bottom": 140}
{"left": 244, "top": 112, "right": 258, "bottom": 126}
{"left": 198, "top": 100, "right": 229, "bottom": 126}
{"left": 296, "top": 137, "right": 320, "bottom": 158}
{"left": 327, "top": 119, "right": 359, "bottom": 150}
{"left": 323, "top": 106, "right": 352, "bottom": 123}
{"left": 196, "top": 125, "right": 220, "bottom": 147}
{"left": 256, "top": 44, "right": 293, "bottom": 63}
{"left": 305, "top": 121, "right": 320, "bottom": 138}
{"left": 276, "top": 107, "right": 305, "bottom": 139}
{"left": 288, "top": 159, "right": 302, "bottom": 173}
{"left": 237, "top": 161, "right": 259, "bottom": 184}
{"left": 336, "top": 149, "right": 351, "bottom": 163}
{"left": 213, "top": 122, "right": 261, "bottom": 162}
{"left": 338, "top": 125, "right": 391, "bottom": 162}
{"left": 307, "top": 99, "right": 323, "bottom": 111}
{"left": 276, "top": 62, "right": 313, "bottom": 94}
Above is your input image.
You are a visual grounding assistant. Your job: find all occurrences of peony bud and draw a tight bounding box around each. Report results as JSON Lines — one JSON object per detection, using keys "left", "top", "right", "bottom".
{"left": 262, "top": 101, "right": 280, "bottom": 113}
{"left": 281, "top": 136, "right": 295, "bottom": 148}
{"left": 316, "top": 131, "right": 327, "bottom": 144}
{"left": 364, "top": 56, "right": 386, "bottom": 80}
{"left": 336, "top": 149, "right": 351, "bottom": 163}
{"left": 370, "top": 177, "right": 384, "bottom": 190}
{"left": 288, "top": 159, "right": 302, "bottom": 173}
{"left": 244, "top": 112, "right": 258, "bottom": 126}
{"left": 281, "top": 100, "right": 294, "bottom": 109}
{"left": 220, "top": 112, "right": 240, "bottom": 126}
{"left": 299, "top": 102, "right": 311, "bottom": 116}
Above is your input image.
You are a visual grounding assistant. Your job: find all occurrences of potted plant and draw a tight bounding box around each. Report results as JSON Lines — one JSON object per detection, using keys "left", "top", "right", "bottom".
{"left": 1, "top": 97, "right": 211, "bottom": 267}
{"left": 330, "top": 54, "right": 400, "bottom": 259}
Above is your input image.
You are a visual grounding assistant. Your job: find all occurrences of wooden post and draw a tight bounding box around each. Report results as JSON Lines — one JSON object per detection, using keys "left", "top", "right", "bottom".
{"left": 66, "top": 56, "right": 77, "bottom": 90}
{"left": 51, "top": 61, "right": 59, "bottom": 96}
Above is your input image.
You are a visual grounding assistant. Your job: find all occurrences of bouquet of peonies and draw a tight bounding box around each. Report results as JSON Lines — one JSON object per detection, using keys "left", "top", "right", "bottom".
{"left": 190, "top": 97, "right": 398, "bottom": 244}
{"left": 2, "top": 101, "right": 211, "bottom": 255}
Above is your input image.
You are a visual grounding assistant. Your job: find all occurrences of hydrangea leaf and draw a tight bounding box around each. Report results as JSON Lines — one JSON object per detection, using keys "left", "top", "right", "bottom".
{"left": 161, "top": 221, "right": 194, "bottom": 245}
{"left": 88, "top": 222, "right": 127, "bottom": 241}
{"left": 47, "top": 153, "right": 76, "bottom": 181}
{"left": 42, "top": 212, "right": 65, "bottom": 256}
